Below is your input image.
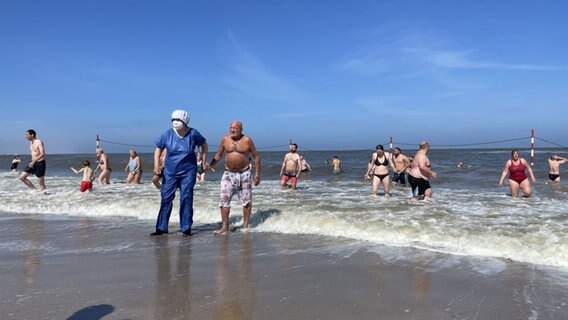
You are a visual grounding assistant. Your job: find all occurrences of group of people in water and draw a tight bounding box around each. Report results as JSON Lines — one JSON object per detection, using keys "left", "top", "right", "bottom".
{"left": 12, "top": 120, "right": 568, "bottom": 235}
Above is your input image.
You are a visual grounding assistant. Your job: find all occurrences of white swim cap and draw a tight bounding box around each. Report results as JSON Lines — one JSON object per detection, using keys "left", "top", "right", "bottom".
{"left": 171, "top": 109, "right": 190, "bottom": 126}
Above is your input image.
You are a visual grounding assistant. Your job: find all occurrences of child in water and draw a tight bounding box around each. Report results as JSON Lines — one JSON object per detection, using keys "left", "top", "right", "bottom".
{"left": 70, "top": 160, "right": 95, "bottom": 192}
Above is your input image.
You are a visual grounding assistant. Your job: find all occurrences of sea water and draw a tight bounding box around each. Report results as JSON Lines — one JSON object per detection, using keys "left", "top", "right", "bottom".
{"left": 1, "top": 148, "right": 567, "bottom": 269}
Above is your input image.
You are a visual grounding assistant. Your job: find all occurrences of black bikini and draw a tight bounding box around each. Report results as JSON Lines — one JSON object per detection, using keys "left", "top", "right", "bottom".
{"left": 374, "top": 155, "right": 389, "bottom": 167}
{"left": 373, "top": 154, "right": 389, "bottom": 181}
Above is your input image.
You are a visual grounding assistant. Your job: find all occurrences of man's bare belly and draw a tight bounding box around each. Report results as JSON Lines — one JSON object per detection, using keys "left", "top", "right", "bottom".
{"left": 225, "top": 153, "right": 250, "bottom": 172}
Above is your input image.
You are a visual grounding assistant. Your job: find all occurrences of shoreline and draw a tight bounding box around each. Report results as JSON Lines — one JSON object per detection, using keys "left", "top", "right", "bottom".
{"left": 1, "top": 213, "right": 566, "bottom": 319}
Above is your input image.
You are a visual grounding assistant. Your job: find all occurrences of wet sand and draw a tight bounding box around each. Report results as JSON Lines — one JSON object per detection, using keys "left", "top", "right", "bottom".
{"left": 0, "top": 214, "right": 566, "bottom": 320}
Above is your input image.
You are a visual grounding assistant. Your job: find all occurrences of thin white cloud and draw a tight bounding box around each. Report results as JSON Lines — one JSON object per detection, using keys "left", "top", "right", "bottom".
{"left": 336, "top": 54, "right": 391, "bottom": 75}
{"left": 410, "top": 48, "right": 567, "bottom": 71}
{"left": 337, "top": 27, "right": 567, "bottom": 75}
{"left": 224, "top": 30, "right": 310, "bottom": 101}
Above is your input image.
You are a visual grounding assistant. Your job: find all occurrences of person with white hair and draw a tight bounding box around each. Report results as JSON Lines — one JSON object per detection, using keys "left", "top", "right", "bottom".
{"left": 208, "top": 120, "right": 261, "bottom": 235}
{"left": 151, "top": 109, "right": 208, "bottom": 237}
{"left": 94, "top": 148, "right": 111, "bottom": 184}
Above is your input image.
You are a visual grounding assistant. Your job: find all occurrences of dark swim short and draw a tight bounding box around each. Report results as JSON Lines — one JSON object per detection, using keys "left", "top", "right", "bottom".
{"left": 392, "top": 172, "right": 407, "bottom": 185}
{"left": 549, "top": 174, "right": 560, "bottom": 181}
{"left": 408, "top": 175, "right": 431, "bottom": 196}
{"left": 23, "top": 160, "right": 46, "bottom": 178}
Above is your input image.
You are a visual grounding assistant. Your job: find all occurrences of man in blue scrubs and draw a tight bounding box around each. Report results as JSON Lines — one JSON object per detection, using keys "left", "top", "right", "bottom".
{"left": 151, "top": 110, "right": 208, "bottom": 236}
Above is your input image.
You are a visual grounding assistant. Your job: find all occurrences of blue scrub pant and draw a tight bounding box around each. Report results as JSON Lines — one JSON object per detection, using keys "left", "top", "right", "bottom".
{"left": 155, "top": 171, "right": 196, "bottom": 233}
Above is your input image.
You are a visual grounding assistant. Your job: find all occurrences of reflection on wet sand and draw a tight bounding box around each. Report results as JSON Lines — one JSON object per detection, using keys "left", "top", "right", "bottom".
{"left": 213, "top": 234, "right": 256, "bottom": 320}
{"left": 20, "top": 218, "right": 44, "bottom": 289}
{"left": 150, "top": 236, "right": 193, "bottom": 319}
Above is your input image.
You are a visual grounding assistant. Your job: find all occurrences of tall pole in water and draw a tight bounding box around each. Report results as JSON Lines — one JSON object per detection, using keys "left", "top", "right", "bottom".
{"left": 530, "top": 129, "right": 535, "bottom": 166}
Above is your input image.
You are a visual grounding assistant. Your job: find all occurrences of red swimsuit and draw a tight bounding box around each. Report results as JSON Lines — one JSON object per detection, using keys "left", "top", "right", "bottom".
{"left": 509, "top": 159, "right": 527, "bottom": 184}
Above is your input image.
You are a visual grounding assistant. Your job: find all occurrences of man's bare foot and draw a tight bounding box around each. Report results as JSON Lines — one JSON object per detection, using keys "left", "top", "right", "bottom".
{"left": 213, "top": 228, "right": 228, "bottom": 235}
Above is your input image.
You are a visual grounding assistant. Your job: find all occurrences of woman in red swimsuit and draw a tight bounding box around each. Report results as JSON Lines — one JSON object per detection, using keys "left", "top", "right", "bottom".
{"left": 498, "top": 149, "right": 536, "bottom": 198}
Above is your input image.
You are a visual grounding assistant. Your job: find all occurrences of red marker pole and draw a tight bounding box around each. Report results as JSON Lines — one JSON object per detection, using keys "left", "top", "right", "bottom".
{"left": 530, "top": 129, "right": 535, "bottom": 166}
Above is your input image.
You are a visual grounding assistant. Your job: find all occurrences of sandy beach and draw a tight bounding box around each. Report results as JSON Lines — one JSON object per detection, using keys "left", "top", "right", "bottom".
{"left": 0, "top": 213, "right": 566, "bottom": 320}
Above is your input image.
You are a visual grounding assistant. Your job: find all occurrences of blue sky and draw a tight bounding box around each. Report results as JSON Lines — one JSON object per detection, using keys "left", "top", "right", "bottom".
{"left": 1, "top": 0, "right": 567, "bottom": 154}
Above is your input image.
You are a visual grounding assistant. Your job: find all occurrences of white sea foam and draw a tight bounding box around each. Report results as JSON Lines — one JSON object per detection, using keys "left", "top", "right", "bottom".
{"left": 2, "top": 148, "right": 568, "bottom": 270}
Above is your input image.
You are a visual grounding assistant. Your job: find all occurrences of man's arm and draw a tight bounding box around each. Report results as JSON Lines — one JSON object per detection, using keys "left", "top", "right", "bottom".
{"left": 208, "top": 138, "right": 225, "bottom": 169}
{"left": 418, "top": 157, "right": 435, "bottom": 178}
{"left": 401, "top": 156, "right": 411, "bottom": 172}
{"left": 249, "top": 138, "right": 261, "bottom": 185}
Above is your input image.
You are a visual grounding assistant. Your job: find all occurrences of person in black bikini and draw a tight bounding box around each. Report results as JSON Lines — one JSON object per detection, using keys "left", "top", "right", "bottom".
{"left": 365, "top": 144, "right": 395, "bottom": 197}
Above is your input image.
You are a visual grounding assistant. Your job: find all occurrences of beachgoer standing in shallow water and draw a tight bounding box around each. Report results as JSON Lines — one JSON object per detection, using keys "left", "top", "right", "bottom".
{"left": 125, "top": 149, "right": 142, "bottom": 184}
{"left": 408, "top": 141, "right": 437, "bottom": 200}
{"left": 300, "top": 155, "right": 311, "bottom": 172}
{"left": 10, "top": 155, "right": 21, "bottom": 173}
{"left": 95, "top": 149, "right": 111, "bottom": 184}
{"left": 70, "top": 160, "right": 94, "bottom": 192}
{"left": 196, "top": 152, "right": 206, "bottom": 182}
{"left": 391, "top": 147, "right": 411, "bottom": 186}
{"left": 208, "top": 120, "right": 261, "bottom": 235}
{"left": 280, "top": 143, "right": 302, "bottom": 190}
{"left": 331, "top": 155, "right": 341, "bottom": 174}
{"left": 548, "top": 154, "right": 567, "bottom": 182}
{"left": 499, "top": 149, "right": 536, "bottom": 198}
{"left": 365, "top": 144, "right": 395, "bottom": 197}
{"left": 20, "top": 129, "right": 47, "bottom": 192}
{"left": 151, "top": 109, "right": 208, "bottom": 237}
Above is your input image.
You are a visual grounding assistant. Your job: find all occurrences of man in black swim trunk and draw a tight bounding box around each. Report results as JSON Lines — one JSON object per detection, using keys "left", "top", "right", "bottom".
{"left": 20, "top": 129, "right": 47, "bottom": 192}
{"left": 408, "top": 141, "right": 437, "bottom": 200}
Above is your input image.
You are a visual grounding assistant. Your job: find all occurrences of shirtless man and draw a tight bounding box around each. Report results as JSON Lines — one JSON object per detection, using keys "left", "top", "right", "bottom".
{"left": 300, "top": 155, "right": 311, "bottom": 172}
{"left": 408, "top": 141, "right": 437, "bottom": 200}
{"left": 548, "top": 154, "right": 567, "bottom": 182}
{"left": 280, "top": 143, "right": 302, "bottom": 190}
{"left": 208, "top": 120, "right": 261, "bottom": 235}
{"left": 331, "top": 155, "right": 341, "bottom": 174}
{"left": 94, "top": 148, "right": 111, "bottom": 184}
{"left": 391, "top": 147, "right": 411, "bottom": 186}
{"left": 20, "top": 129, "right": 47, "bottom": 192}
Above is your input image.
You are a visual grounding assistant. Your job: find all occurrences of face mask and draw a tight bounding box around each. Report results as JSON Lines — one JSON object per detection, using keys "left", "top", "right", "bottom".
{"left": 172, "top": 120, "right": 184, "bottom": 130}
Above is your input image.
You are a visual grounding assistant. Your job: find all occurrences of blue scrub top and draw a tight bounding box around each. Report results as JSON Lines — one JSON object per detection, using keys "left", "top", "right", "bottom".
{"left": 155, "top": 128, "right": 206, "bottom": 177}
